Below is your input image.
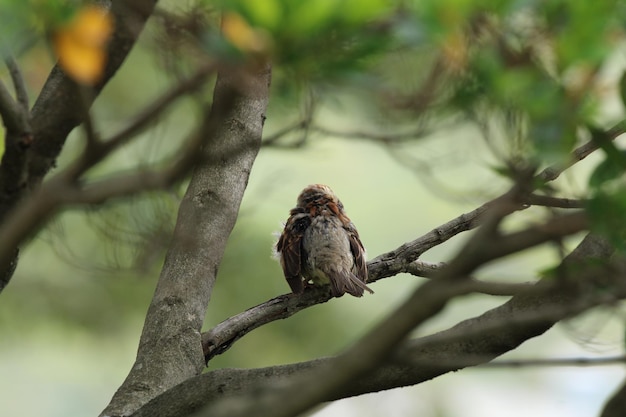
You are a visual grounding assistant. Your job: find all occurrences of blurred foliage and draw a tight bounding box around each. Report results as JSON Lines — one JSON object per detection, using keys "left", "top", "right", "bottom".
{"left": 53, "top": 4, "right": 113, "bottom": 84}
{"left": 0, "top": 0, "right": 623, "bottom": 327}
{"left": 219, "top": 0, "right": 392, "bottom": 60}
{"left": 0, "top": 0, "right": 625, "bottom": 345}
{"left": 0, "top": 0, "right": 86, "bottom": 55}
{"left": 2, "top": 0, "right": 626, "bottom": 415}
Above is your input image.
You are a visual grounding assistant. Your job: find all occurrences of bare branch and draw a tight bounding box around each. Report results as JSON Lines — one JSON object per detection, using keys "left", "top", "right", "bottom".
{"left": 240, "top": 211, "right": 587, "bottom": 417}
{"left": 26, "top": 0, "right": 159, "bottom": 187}
{"left": 263, "top": 122, "right": 447, "bottom": 148}
{"left": 525, "top": 194, "right": 587, "bottom": 208}
{"left": 5, "top": 55, "right": 29, "bottom": 111}
{"left": 76, "top": 86, "right": 101, "bottom": 150}
{"left": 103, "top": 63, "right": 216, "bottom": 152}
{"left": 313, "top": 124, "right": 435, "bottom": 144}
{"left": 61, "top": 63, "right": 216, "bottom": 181}
{"left": 0, "top": 0, "right": 160, "bottom": 289}
{"left": 135, "top": 235, "right": 618, "bottom": 417}
{"left": 0, "top": 2, "right": 217, "bottom": 291}
{"left": 0, "top": 96, "right": 208, "bottom": 279}
{"left": 391, "top": 54, "right": 448, "bottom": 113}
{"left": 262, "top": 119, "right": 309, "bottom": 146}
{"left": 481, "top": 355, "right": 626, "bottom": 368}
{"left": 62, "top": 135, "right": 203, "bottom": 205}
{"left": 201, "top": 207, "right": 588, "bottom": 363}
{"left": 537, "top": 119, "right": 626, "bottom": 183}
{"left": 404, "top": 260, "right": 535, "bottom": 296}
{"left": 0, "top": 79, "right": 27, "bottom": 133}
{"left": 200, "top": 130, "right": 603, "bottom": 363}
{"left": 466, "top": 211, "right": 587, "bottom": 267}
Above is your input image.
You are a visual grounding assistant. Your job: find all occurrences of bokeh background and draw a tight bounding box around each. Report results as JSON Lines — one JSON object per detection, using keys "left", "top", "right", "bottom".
{"left": 2, "top": 2, "right": 626, "bottom": 417}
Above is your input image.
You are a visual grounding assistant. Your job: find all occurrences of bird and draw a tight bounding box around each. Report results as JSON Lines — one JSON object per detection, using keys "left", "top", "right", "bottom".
{"left": 275, "top": 184, "right": 373, "bottom": 297}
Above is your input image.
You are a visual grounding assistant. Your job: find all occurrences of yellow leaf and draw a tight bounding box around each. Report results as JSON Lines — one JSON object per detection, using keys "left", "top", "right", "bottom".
{"left": 53, "top": 5, "right": 113, "bottom": 85}
{"left": 222, "top": 12, "right": 270, "bottom": 54}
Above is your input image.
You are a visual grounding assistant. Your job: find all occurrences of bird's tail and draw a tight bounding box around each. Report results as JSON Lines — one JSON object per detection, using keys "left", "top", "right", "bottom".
{"left": 329, "top": 270, "right": 374, "bottom": 297}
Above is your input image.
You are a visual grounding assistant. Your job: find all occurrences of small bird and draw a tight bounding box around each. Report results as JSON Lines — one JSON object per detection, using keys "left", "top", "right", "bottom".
{"left": 275, "top": 184, "right": 373, "bottom": 297}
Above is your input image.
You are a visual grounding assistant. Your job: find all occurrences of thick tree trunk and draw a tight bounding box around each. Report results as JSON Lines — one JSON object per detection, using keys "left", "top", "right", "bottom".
{"left": 102, "top": 64, "right": 271, "bottom": 416}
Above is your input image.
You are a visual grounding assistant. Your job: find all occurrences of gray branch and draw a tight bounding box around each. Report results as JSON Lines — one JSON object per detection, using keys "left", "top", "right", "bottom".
{"left": 0, "top": 0, "right": 158, "bottom": 290}
{"left": 4, "top": 54, "right": 29, "bottom": 111}
{"left": 132, "top": 234, "right": 617, "bottom": 417}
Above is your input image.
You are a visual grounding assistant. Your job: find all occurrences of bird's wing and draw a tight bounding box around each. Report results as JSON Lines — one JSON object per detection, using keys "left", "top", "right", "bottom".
{"left": 346, "top": 222, "right": 369, "bottom": 284}
{"left": 276, "top": 214, "right": 310, "bottom": 294}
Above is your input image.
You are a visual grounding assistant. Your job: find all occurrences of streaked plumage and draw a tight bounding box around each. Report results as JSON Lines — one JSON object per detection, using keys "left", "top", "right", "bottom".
{"left": 276, "top": 184, "right": 372, "bottom": 297}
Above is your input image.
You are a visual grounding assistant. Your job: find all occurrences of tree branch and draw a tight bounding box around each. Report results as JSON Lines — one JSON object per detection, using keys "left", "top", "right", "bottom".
{"left": 403, "top": 260, "right": 535, "bottom": 296}
{"left": 537, "top": 120, "right": 626, "bottom": 183}
{"left": 194, "top": 204, "right": 589, "bottom": 417}
{"left": 201, "top": 193, "right": 586, "bottom": 361}
{"left": 525, "top": 194, "right": 587, "bottom": 208}
{"left": 5, "top": 54, "right": 29, "bottom": 111}
{"left": 60, "top": 63, "right": 216, "bottom": 181}
{"left": 102, "top": 63, "right": 216, "bottom": 154}
{"left": 482, "top": 355, "right": 626, "bottom": 368}
{"left": 133, "top": 234, "right": 617, "bottom": 417}
{"left": 26, "top": 0, "right": 158, "bottom": 190}
{"left": 0, "top": 0, "right": 159, "bottom": 289}
{"left": 0, "top": 79, "right": 27, "bottom": 133}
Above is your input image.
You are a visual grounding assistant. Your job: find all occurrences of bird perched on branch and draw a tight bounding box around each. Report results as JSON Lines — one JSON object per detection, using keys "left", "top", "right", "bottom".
{"left": 275, "top": 184, "right": 373, "bottom": 297}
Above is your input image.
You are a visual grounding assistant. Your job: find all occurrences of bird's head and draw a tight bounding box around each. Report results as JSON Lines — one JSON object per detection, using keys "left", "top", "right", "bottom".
{"left": 295, "top": 184, "right": 345, "bottom": 216}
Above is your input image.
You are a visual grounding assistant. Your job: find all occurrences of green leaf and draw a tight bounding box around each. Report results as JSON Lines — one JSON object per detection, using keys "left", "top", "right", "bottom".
{"left": 340, "top": 0, "right": 391, "bottom": 24}
{"left": 589, "top": 151, "right": 626, "bottom": 189}
{"left": 287, "top": 0, "right": 337, "bottom": 37}
{"left": 239, "top": 0, "right": 282, "bottom": 30}
{"left": 587, "top": 189, "right": 626, "bottom": 252}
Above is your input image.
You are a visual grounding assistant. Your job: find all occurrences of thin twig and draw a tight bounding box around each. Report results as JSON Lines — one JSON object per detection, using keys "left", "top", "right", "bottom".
{"left": 0, "top": 79, "right": 24, "bottom": 133}
{"left": 62, "top": 128, "right": 204, "bottom": 205}
{"left": 4, "top": 55, "right": 29, "bottom": 111}
{"left": 312, "top": 124, "right": 434, "bottom": 144}
{"left": 76, "top": 85, "right": 101, "bottom": 149}
{"left": 59, "top": 64, "right": 216, "bottom": 181}
{"left": 404, "top": 261, "right": 535, "bottom": 296}
{"left": 526, "top": 194, "right": 587, "bottom": 208}
{"left": 537, "top": 120, "right": 626, "bottom": 182}
{"left": 262, "top": 119, "right": 309, "bottom": 145}
{"left": 104, "top": 63, "right": 216, "bottom": 150}
{"left": 0, "top": 112, "right": 208, "bottom": 276}
{"left": 481, "top": 355, "right": 626, "bottom": 368}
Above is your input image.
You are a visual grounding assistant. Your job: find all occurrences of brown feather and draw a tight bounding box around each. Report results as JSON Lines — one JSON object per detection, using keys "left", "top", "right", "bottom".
{"left": 326, "top": 269, "right": 372, "bottom": 297}
{"left": 276, "top": 212, "right": 311, "bottom": 294}
{"left": 346, "top": 223, "right": 370, "bottom": 286}
{"left": 278, "top": 184, "right": 373, "bottom": 297}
